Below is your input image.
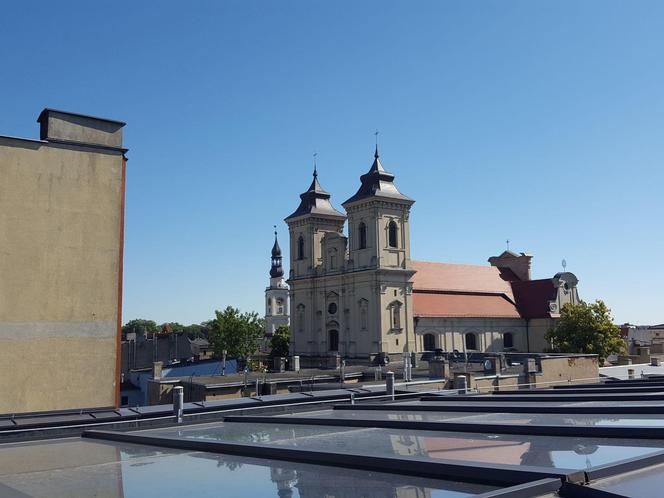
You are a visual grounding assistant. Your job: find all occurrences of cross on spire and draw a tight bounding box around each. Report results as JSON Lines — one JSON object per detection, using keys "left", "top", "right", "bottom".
{"left": 374, "top": 130, "right": 379, "bottom": 158}
{"left": 313, "top": 152, "right": 318, "bottom": 177}
{"left": 506, "top": 239, "right": 510, "bottom": 251}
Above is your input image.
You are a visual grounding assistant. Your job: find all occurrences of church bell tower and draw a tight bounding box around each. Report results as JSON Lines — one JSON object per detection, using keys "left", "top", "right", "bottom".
{"left": 264, "top": 229, "right": 289, "bottom": 337}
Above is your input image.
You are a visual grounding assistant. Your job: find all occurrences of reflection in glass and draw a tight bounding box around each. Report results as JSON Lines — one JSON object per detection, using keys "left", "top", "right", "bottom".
{"left": 148, "top": 421, "right": 664, "bottom": 471}
{"left": 0, "top": 438, "right": 495, "bottom": 498}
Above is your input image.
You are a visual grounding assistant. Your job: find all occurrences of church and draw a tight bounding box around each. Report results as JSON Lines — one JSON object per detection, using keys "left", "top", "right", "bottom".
{"left": 268, "top": 147, "right": 580, "bottom": 360}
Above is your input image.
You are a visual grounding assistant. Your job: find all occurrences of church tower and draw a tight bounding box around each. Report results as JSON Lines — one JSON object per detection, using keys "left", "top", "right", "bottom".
{"left": 285, "top": 166, "right": 346, "bottom": 356}
{"left": 264, "top": 229, "right": 289, "bottom": 337}
{"left": 285, "top": 166, "right": 347, "bottom": 279}
{"left": 342, "top": 147, "right": 417, "bottom": 354}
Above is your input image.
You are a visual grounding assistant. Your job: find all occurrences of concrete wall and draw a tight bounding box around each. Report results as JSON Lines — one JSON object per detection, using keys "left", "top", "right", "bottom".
{"left": 536, "top": 355, "right": 599, "bottom": 386}
{"left": 0, "top": 110, "right": 125, "bottom": 414}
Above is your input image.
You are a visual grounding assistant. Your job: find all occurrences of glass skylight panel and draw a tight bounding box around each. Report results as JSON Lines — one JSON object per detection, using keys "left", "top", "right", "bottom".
{"left": 588, "top": 463, "right": 664, "bottom": 497}
{"left": 142, "top": 421, "right": 664, "bottom": 471}
{"left": 0, "top": 438, "right": 498, "bottom": 498}
{"left": 284, "top": 409, "right": 664, "bottom": 427}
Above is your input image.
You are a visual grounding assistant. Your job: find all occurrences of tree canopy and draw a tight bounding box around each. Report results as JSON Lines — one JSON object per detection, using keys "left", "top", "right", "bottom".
{"left": 122, "top": 319, "right": 158, "bottom": 338}
{"left": 209, "top": 306, "right": 264, "bottom": 359}
{"left": 269, "top": 325, "right": 290, "bottom": 357}
{"left": 546, "top": 300, "right": 626, "bottom": 363}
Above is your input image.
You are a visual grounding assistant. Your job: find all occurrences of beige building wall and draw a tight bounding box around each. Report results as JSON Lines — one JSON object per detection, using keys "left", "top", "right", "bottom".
{"left": 416, "top": 317, "right": 528, "bottom": 353}
{"left": 0, "top": 109, "right": 126, "bottom": 414}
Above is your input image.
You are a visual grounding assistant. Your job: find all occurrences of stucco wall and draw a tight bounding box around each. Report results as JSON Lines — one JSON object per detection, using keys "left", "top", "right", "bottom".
{"left": 416, "top": 317, "right": 528, "bottom": 353}
{"left": 0, "top": 132, "right": 124, "bottom": 413}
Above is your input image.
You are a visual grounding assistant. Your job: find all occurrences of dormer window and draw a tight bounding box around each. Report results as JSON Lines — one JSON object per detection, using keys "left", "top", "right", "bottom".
{"left": 297, "top": 236, "right": 304, "bottom": 260}
{"left": 358, "top": 222, "right": 367, "bottom": 249}
{"left": 388, "top": 221, "right": 398, "bottom": 248}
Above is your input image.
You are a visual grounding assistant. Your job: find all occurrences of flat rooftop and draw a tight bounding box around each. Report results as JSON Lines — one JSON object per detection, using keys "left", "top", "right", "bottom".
{"left": 3, "top": 376, "right": 664, "bottom": 497}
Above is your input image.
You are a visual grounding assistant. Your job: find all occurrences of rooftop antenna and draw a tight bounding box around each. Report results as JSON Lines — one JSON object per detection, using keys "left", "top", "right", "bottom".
{"left": 562, "top": 258, "right": 567, "bottom": 271}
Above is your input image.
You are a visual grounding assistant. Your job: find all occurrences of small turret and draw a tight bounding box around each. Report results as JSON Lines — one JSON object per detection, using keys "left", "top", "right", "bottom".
{"left": 270, "top": 229, "right": 284, "bottom": 278}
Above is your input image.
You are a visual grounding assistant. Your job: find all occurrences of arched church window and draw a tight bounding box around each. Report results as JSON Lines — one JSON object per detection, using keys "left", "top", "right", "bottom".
{"left": 359, "top": 299, "right": 368, "bottom": 331}
{"left": 388, "top": 221, "right": 398, "bottom": 248}
{"left": 359, "top": 222, "right": 367, "bottom": 249}
{"left": 329, "top": 330, "right": 339, "bottom": 351}
{"left": 296, "top": 304, "right": 305, "bottom": 333}
{"left": 503, "top": 332, "right": 514, "bottom": 349}
{"left": 424, "top": 333, "right": 436, "bottom": 351}
{"left": 329, "top": 248, "right": 337, "bottom": 269}
{"left": 390, "top": 301, "right": 402, "bottom": 330}
{"left": 328, "top": 302, "right": 337, "bottom": 315}
{"left": 465, "top": 333, "right": 477, "bottom": 351}
{"left": 297, "top": 236, "right": 304, "bottom": 260}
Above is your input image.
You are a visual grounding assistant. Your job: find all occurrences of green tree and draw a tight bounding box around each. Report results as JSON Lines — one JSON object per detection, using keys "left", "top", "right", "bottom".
{"left": 183, "top": 323, "right": 206, "bottom": 339}
{"left": 269, "top": 325, "right": 290, "bottom": 357}
{"left": 209, "top": 306, "right": 264, "bottom": 360}
{"left": 546, "top": 300, "right": 626, "bottom": 363}
{"left": 122, "top": 319, "right": 158, "bottom": 338}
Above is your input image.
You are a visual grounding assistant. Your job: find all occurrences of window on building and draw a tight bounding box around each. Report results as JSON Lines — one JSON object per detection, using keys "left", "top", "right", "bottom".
{"left": 424, "top": 333, "right": 436, "bottom": 351}
{"left": 465, "top": 333, "right": 477, "bottom": 350}
{"left": 504, "top": 332, "right": 514, "bottom": 349}
{"left": 329, "top": 330, "right": 339, "bottom": 351}
{"left": 297, "top": 304, "right": 305, "bottom": 333}
{"left": 359, "top": 299, "right": 368, "bottom": 331}
{"left": 390, "top": 301, "right": 402, "bottom": 330}
{"left": 359, "top": 222, "right": 367, "bottom": 249}
{"left": 278, "top": 307, "right": 283, "bottom": 314}
{"left": 297, "top": 236, "right": 304, "bottom": 260}
{"left": 388, "top": 221, "right": 398, "bottom": 248}
{"left": 328, "top": 302, "right": 337, "bottom": 315}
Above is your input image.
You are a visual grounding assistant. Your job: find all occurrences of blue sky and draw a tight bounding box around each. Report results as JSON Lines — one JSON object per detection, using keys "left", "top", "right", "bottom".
{"left": 1, "top": 1, "right": 662, "bottom": 325}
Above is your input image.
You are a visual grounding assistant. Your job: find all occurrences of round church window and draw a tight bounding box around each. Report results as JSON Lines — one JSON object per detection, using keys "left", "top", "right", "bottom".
{"left": 328, "top": 303, "right": 338, "bottom": 315}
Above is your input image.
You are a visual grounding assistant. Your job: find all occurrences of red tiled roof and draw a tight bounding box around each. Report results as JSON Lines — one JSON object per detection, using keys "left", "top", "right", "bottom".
{"left": 413, "top": 292, "right": 521, "bottom": 318}
{"left": 410, "top": 261, "right": 515, "bottom": 299}
{"left": 510, "top": 279, "right": 557, "bottom": 319}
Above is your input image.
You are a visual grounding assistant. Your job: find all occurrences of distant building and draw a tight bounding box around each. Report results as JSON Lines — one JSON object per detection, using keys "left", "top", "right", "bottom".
{"left": 264, "top": 230, "right": 289, "bottom": 337}
{"left": 284, "top": 148, "right": 580, "bottom": 359}
{"left": 0, "top": 109, "right": 126, "bottom": 414}
{"left": 120, "top": 332, "right": 195, "bottom": 375}
{"left": 413, "top": 253, "right": 580, "bottom": 354}
{"left": 621, "top": 323, "right": 664, "bottom": 352}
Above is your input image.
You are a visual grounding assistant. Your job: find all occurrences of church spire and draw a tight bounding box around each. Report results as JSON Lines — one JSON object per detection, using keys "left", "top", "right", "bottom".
{"left": 270, "top": 227, "right": 284, "bottom": 278}
{"left": 342, "top": 145, "right": 413, "bottom": 206}
{"left": 285, "top": 157, "right": 346, "bottom": 221}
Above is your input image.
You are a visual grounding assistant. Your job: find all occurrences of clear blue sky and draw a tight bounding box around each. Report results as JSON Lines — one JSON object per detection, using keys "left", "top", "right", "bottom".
{"left": 1, "top": 1, "right": 662, "bottom": 325}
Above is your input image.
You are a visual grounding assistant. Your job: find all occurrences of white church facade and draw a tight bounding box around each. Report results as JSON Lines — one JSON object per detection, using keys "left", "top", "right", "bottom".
{"left": 279, "top": 148, "right": 580, "bottom": 360}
